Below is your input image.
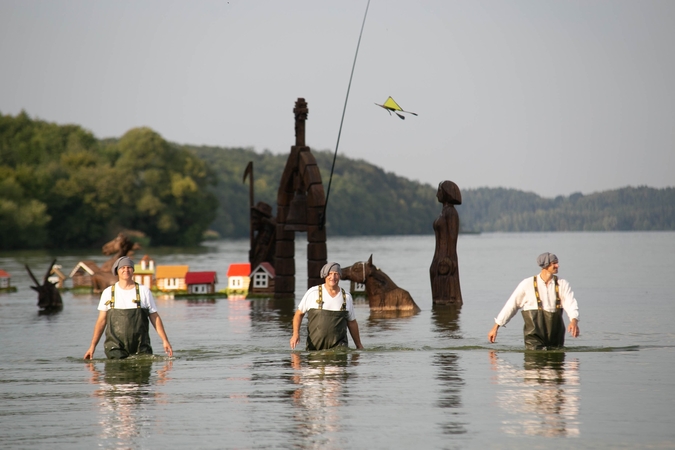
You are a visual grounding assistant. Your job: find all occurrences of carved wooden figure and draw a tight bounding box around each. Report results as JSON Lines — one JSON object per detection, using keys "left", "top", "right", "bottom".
{"left": 100, "top": 232, "right": 141, "bottom": 273}
{"left": 25, "top": 259, "right": 63, "bottom": 312}
{"left": 249, "top": 201, "right": 277, "bottom": 271}
{"left": 92, "top": 232, "right": 140, "bottom": 293}
{"left": 274, "top": 98, "right": 327, "bottom": 298}
{"left": 341, "top": 255, "right": 421, "bottom": 312}
{"left": 430, "top": 180, "right": 463, "bottom": 305}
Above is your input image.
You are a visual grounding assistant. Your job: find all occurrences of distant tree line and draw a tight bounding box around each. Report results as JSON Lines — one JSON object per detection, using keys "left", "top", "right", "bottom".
{"left": 187, "top": 145, "right": 440, "bottom": 238}
{"left": 0, "top": 111, "right": 217, "bottom": 249}
{"left": 459, "top": 186, "right": 675, "bottom": 232}
{"left": 1, "top": 111, "right": 673, "bottom": 250}
{"left": 185, "top": 146, "right": 675, "bottom": 237}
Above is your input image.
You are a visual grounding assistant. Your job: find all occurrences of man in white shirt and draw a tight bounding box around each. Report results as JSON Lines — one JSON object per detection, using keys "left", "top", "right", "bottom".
{"left": 84, "top": 256, "right": 173, "bottom": 359}
{"left": 488, "top": 252, "right": 580, "bottom": 350}
{"left": 290, "top": 262, "right": 364, "bottom": 351}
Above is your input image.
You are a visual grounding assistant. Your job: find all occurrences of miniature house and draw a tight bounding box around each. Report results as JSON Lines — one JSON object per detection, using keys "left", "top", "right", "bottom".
{"left": 249, "top": 262, "right": 275, "bottom": 295}
{"left": 134, "top": 255, "right": 155, "bottom": 290}
{"left": 69, "top": 261, "right": 102, "bottom": 289}
{"left": 185, "top": 271, "right": 218, "bottom": 294}
{"left": 227, "top": 263, "right": 251, "bottom": 294}
{"left": 0, "top": 269, "right": 11, "bottom": 290}
{"left": 155, "top": 265, "right": 189, "bottom": 292}
{"left": 48, "top": 265, "right": 67, "bottom": 289}
{"left": 349, "top": 280, "right": 366, "bottom": 296}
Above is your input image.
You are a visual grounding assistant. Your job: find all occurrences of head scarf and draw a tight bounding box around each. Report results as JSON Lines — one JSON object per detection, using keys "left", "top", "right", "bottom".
{"left": 112, "top": 256, "right": 134, "bottom": 275}
{"left": 320, "top": 262, "right": 341, "bottom": 279}
{"left": 537, "top": 252, "right": 558, "bottom": 268}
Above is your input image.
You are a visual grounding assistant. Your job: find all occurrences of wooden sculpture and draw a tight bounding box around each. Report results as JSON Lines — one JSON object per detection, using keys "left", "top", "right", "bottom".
{"left": 25, "top": 259, "right": 63, "bottom": 312}
{"left": 243, "top": 162, "right": 277, "bottom": 272}
{"left": 274, "top": 98, "right": 327, "bottom": 298}
{"left": 430, "top": 180, "right": 463, "bottom": 305}
{"left": 249, "top": 201, "right": 277, "bottom": 272}
{"left": 341, "top": 255, "right": 421, "bottom": 312}
{"left": 100, "top": 232, "right": 141, "bottom": 273}
{"left": 92, "top": 232, "right": 140, "bottom": 293}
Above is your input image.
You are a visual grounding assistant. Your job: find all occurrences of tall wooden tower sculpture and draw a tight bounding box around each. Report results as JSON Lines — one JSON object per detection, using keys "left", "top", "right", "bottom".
{"left": 274, "top": 98, "right": 327, "bottom": 299}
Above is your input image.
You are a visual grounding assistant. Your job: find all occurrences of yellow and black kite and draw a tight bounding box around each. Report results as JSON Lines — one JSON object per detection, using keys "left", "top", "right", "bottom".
{"left": 375, "top": 96, "right": 418, "bottom": 120}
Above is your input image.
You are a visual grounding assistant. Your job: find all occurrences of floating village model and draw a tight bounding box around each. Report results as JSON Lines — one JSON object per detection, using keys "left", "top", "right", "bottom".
{"left": 19, "top": 98, "right": 463, "bottom": 315}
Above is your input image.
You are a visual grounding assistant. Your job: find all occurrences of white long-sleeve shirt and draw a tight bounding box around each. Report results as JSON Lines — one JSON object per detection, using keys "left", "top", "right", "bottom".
{"left": 494, "top": 274, "right": 579, "bottom": 327}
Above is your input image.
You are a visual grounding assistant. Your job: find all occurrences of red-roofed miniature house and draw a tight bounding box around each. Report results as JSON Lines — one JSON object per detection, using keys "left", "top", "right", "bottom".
{"left": 226, "top": 263, "right": 251, "bottom": 294}
{"left": 185, "top": 271, "right": 218, "bottom": 294}
{"left": 0, "top": 269, "right": 11, "bottom": 290}
{"left": 249, "top": 262, "right": 275, "bottom": 295}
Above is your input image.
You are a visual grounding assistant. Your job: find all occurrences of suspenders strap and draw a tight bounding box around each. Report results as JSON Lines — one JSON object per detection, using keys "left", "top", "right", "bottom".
{"left": 533, "top": 275, "right": 561, "bottom": 311}
{"left": 317, "top": 285, "right": 347, "bottom": 311}
{"left": 105, "top": 282, "right": 142, "bottom": 309}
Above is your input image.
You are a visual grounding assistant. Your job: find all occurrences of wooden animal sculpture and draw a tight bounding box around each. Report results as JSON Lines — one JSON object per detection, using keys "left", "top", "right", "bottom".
{"left": 341, "top": 255, "right": 421, "bottom": 313}
{"left": 25, "top": 259, "right": 63, "bottom": 312}
{"left": 100, "top": 232, "right": 141, "bottom": 273}
{"left": 91, "top": 272, "right": 118, "bottom": 294}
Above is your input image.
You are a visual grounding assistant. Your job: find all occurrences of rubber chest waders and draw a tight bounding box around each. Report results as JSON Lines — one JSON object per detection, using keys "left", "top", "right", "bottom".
{"left": 306, "top": 285, "right": 349, "bottom": 351}
{"left": 521, "top": 276, "right": 566, "bottom": 350}
{"left": 103, "top": 282, "right": 153, "bottom": 359}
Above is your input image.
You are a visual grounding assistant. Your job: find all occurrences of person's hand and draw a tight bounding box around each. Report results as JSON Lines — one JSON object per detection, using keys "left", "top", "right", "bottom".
{"left": 83, "top": 348, "right": 94, "bottom": 360}
{"left": 568, "top": 319, "right": 579, "bottom": 338}
{"left": 488, "top": 324, "right": 499, "bottom": 343}
{"left": 290, "top": 334, "right": 300, "bottom": 349}
{"left": 163, "top": 341, "right": 173, "bottom": 357}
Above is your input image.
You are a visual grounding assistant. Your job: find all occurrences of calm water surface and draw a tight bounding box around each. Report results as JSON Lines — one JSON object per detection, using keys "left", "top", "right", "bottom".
{"left": 1, "top": 232, "right": 674, "bottom": 449}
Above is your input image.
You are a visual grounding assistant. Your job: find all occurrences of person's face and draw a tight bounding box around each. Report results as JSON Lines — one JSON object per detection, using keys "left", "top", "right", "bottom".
{"left": 118, "top": 265, "right": 134, "bottom": 280}
{"left": 325, "top": 271, "right": 340, "bottom": 287}
{"left": 544, "top": 261, "right": 559, "bottom": 275}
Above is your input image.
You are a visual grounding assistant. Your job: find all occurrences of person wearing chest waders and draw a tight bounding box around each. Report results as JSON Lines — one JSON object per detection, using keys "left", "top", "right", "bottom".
{"left": 290, "top": 262, "right": 364, "bottom": 351}
{"left": 488, "top": 252, "right": 580, "bottom": 350}
{"left": 83, "top": 256, "right": 173, "bottom": 359}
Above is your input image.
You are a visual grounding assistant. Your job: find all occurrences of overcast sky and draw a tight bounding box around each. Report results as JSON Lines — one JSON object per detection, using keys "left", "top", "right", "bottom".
{"left": 1, "top": 0, "right": 673, "bottom": 198}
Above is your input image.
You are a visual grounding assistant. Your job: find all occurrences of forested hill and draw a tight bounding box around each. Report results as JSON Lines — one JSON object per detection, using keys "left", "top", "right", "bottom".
{"left": 458, "top": 186, "right": 675, "bottom": 232}
{"left": 187, "top": 144, "right": 675, "bottom": 237}
{"left": 1, "top": 111, "right": 673, "bottom": 250}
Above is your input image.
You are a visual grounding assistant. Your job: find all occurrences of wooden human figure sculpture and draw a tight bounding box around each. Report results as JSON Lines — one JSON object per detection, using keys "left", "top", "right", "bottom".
{"left": 430, "top": 180, "right": 463, "bottom": 305}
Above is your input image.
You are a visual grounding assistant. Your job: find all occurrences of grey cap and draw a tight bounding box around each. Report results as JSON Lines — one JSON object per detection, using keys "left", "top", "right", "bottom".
{"left": 320, "top": 262, "right": 341, "bottom": 278}
{"left": 537, "top": 252, "right": 558, "bottom": 268}
{"left": 112, "top": 256, "right": 134, "bottom": 275}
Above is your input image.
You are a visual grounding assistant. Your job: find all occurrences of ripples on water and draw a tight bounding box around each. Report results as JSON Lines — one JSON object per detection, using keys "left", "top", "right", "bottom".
{"left": 1, "top": 233, "right": 674, "bottom": 449}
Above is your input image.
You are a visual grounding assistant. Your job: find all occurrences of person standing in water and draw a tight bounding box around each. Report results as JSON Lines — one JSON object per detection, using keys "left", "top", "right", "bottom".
{"left": 84, "top": 256, "right": 173, "bottom": 359}
{"left": 488, "top": 252, "right": 580, "bottom": 350}
{"left": 290, "top": 262, "right": 364, "bottom": 351}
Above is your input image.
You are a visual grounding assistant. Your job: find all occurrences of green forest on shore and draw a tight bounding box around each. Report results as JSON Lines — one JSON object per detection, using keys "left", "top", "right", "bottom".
{"left": 2, "top": 111, "right": 673, "bottom": 250}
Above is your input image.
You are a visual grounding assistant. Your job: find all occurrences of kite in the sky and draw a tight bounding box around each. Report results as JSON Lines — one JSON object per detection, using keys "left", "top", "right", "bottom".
{"left": 375, "top": 96, "right": 418, "bottom": 120}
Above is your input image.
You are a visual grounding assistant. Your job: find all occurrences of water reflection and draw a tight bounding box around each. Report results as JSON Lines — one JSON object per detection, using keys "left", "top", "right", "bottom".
{"left": 286, "top": 351, "right": 360, "bottom": 446}
{"left": 433, "top": 353, "right": 467, "bottom": 435}
{"left": 431, "top": 304, "right": 462, "bottom": 340}
{"left": 489, "top": 351, "right": 580, "bottom": 437}
{"left": 249, "top": 297, "right": 296, "bottom": 332}
{"left": 431, "top": 304, "right": 467, "bottom": 435}
{"left": 227, "top": 296, "right": 252, "bottom": 335}
{"left": 86, "top": 358, "right": 173, "bottom": 447}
